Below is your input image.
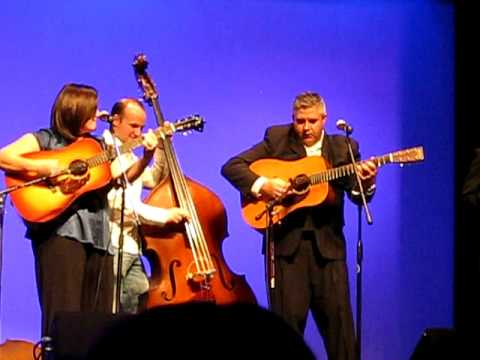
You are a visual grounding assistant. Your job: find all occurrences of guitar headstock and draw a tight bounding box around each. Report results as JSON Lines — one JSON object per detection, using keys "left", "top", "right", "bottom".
{"left": 133, "top": 54, "right": 158, "bottom": 105}
{"left": 391, "top": 146, "right": 425, "bottom": 164}
{"left": 172, "top": 115, "right": 205, "bottom": 134}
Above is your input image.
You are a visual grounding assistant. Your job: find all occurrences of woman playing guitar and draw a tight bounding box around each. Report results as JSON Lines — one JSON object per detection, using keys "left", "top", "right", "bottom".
{"left": 0, "top": 83, "right": 159, "bottom": 340}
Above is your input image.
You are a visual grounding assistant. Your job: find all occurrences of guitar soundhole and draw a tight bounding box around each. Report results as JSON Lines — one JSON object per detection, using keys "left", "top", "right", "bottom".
{"left": 291, "top": 174, "right": 310, "bottom": 194}
{"left": 69, "top": 160, "right": 89, "bottom": 176}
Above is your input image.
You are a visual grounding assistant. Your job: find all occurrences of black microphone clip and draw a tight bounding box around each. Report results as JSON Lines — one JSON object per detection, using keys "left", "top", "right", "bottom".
{"left": 97, "top": 110, "right": 113, "bottom": 122}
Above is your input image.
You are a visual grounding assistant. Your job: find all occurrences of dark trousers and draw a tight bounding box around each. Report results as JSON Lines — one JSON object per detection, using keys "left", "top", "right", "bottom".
{"left": 32, "top": 235, "right": 114, "bottom": 337}
{"left": 269, "top": 232, "right": 356, "bottom": 360}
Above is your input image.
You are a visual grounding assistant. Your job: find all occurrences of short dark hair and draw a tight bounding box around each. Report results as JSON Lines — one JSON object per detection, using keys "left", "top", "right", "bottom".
{"left": 50, "top": 83, "right": 98, "bottom": 142}
{"left": 110, "top": 98, "right": 145, "bottom": 117}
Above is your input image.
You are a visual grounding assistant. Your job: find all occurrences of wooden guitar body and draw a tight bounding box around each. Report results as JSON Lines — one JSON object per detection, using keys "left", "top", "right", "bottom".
{"left": 241, "top": 146, "right": 424, "bottom": 230}
{"left": 0, "top": 339, "right": 38, "bottom": 360}
{"left": 5, "top": 137, "right": 112, "bottom": 222}
{"left": 242, "top": 156, "right": 333, "bottom": 230}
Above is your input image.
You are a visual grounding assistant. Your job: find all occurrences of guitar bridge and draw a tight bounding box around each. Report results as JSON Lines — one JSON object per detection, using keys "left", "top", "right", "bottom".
{"left": 48, "top": 173, "right": 91, "bottom": 194}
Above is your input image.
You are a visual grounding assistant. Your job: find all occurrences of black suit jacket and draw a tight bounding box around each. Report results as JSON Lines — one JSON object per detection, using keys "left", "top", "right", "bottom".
{"left": 463, "top": 148, "right": 480, "bottom": 210}
{"left": 221, "top": 124, "right": 373, "bottom": 260}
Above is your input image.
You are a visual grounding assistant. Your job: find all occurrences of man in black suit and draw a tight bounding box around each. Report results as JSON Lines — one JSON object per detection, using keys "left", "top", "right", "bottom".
{"left": 221, "top": 91, "right": 377, "bottom": 360}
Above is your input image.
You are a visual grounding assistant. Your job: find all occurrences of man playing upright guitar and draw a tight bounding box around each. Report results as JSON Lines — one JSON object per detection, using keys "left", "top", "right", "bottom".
{"left": 221, "top": 91, "right": 377, "bottom": 360}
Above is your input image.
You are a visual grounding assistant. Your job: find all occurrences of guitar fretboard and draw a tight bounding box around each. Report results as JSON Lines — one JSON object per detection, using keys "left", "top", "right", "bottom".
{"left": 84, "top": 128, "right": 165, "bottom": 169}
{"left": 310, "top": 154, "right": 394, "bottom": 184}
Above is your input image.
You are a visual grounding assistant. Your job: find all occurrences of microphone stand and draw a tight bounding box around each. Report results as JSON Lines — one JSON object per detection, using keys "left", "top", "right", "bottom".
{"left": 111, "top": 138, "right": 128, "bottom": 314}
{"left": 114, "top": 178, "right": 126, "bottom": 314}
{"left": 342, "top": 128, "right": 373, "bottom": 360}
{"left": 263, "top": 200, "right": 276, "bottom": 306}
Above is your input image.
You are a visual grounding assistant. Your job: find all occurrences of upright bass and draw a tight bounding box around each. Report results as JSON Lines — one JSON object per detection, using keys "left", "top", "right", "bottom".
{"left": 133, "top": 54, "right": 256, "bottom": 306}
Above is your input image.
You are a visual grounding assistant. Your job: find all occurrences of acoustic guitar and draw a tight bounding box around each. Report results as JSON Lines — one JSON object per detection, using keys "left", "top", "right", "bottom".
{"left": 4, "top": 115, "right": 204, "bottom": 223}
{"left": 241, "top": 146, "right": 424, "bottom": 230}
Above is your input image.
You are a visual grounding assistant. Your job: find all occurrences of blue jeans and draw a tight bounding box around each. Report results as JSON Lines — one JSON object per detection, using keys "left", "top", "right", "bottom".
{"left": 113, "top": 251, "right": 149, "bottom": 314}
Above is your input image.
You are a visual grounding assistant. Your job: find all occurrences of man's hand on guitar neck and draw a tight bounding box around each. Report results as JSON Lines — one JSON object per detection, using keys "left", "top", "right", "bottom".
{"left": 355, "top": 158, "right": 377, "bottom": 191}
{"left": 114, "top": 129, "right": 160, "bottom": 183}
{"left": 141, "top": 129, "right": 159, "bottom": 159}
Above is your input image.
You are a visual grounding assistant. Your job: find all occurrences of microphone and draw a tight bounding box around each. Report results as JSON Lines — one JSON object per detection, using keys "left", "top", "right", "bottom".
{"left": 336, "top": 119, "right": 353, "bottom": 134}
{"left": 97, "top": 110, "right": 112, "bottom": 122}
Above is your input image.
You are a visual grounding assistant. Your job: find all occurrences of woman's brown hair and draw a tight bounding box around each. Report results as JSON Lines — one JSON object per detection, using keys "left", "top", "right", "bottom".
{"left": 50, "top": 83, "right": 98, "bottom": 142}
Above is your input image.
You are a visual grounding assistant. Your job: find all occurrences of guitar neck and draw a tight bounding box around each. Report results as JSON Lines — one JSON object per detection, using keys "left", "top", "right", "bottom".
{"left": 119, "top": 127, "right": 165, "bottom": 154}
{"left": 84, "top": 128, "right": 164, "bottom": 169}
{"left": 310, "top": 153, "right": 395, "bottom": 185}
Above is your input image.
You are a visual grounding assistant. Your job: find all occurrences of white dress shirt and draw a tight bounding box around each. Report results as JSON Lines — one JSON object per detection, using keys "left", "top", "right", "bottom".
{"left": 103, "top": 129, "right": 170, "bottom": 255}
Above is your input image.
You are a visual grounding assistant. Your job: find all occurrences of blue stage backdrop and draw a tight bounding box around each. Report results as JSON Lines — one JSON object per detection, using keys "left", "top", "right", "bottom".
{"left": 0, "top": 1, "right": 454, "bottom": 359}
